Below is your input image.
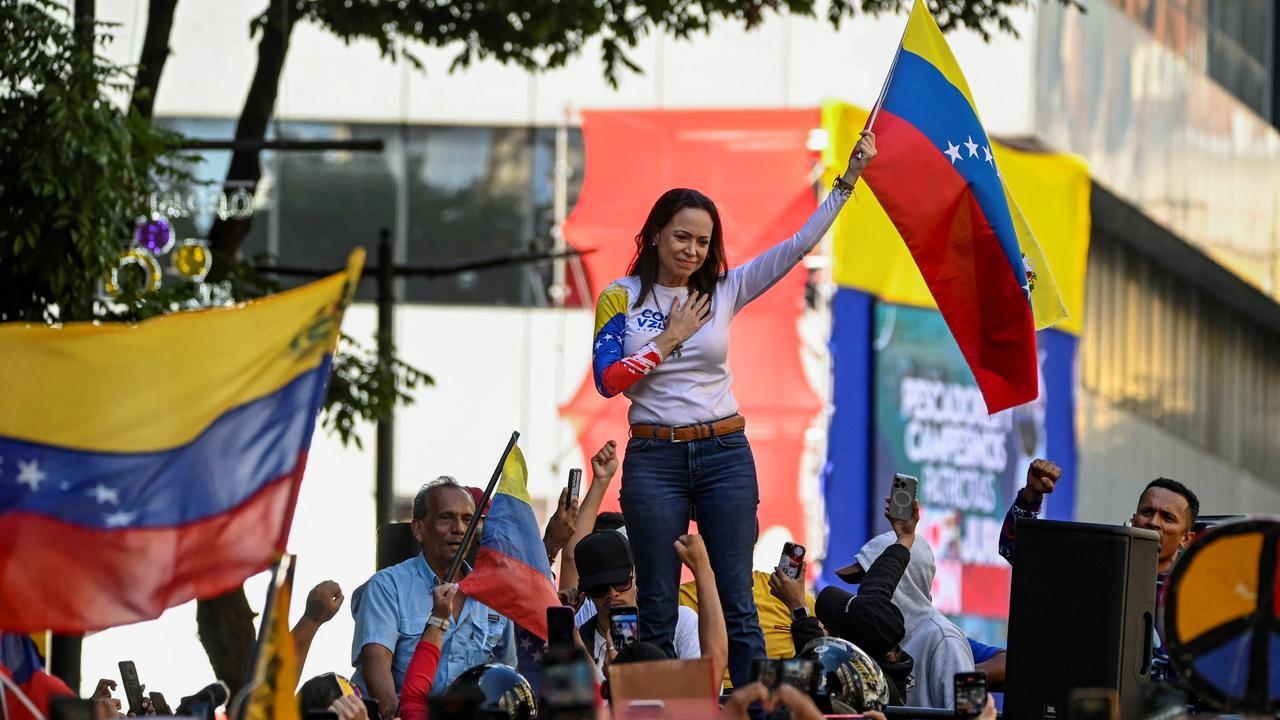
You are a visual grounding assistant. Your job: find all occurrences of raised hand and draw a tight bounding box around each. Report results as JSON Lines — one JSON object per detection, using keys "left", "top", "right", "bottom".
{"left": 843, "top": 130, "right": 878, "bottom": 180}
{"left": 883, "top": 496, "right": 921, "bottom": 547}
{"left": 590, "top": 440, "right": 618, "bottom": 481}
{"left": 767, "top": 565, "right": 807, "bottom": 611}
{"left": 543, "top": 486, "right": 579, "bottom": 558}
{"left": 1023, "top": 458, "right": 1061, "bottom": 505}
{"left": 303, "top": 580, "right": 344, "bottom": 624}
{"left": 674, "top": 534, "right": 711, "bottom": 573}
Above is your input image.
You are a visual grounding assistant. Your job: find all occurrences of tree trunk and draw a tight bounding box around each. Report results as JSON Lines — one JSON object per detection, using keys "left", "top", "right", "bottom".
{"left": 195, "top": 587, "right": 258, "bottom": 699}
{"left": 207, "top": 0, "right": 297, "bottom": 272}
{"left": 130, "top": 0, "right": 179, "bottom": 119}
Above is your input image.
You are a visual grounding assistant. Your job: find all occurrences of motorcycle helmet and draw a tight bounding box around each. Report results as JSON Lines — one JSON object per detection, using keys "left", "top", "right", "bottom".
{"left": 435, "top": 663, "right": 538, "bottom": 719}
{"left": 800, "top": 635, "right": 890, "bottom": 712}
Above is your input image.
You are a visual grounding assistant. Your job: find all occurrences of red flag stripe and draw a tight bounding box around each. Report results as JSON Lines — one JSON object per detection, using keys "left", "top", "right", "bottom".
{"left": 459, "top": 547, "right": 562, "bottom": 641}
{"left": 863, "top": 110, "right": 1036, "bottom": 412}
{"left": 0, "top": 456, "right": 304, "bottom": 633}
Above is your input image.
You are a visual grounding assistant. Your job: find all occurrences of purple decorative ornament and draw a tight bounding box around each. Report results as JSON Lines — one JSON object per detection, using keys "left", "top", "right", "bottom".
{"left": 135, "top": 216, "right": 174, "bottom": 254}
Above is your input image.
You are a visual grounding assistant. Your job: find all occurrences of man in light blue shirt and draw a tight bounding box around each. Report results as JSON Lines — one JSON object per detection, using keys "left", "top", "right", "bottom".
{"left": 350, "top": 477, "right": 515, "bottom": 718}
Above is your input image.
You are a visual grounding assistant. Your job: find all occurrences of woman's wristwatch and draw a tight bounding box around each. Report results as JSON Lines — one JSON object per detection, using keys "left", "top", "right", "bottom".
{"left": 427, "top": 614, "right": 451, "bottom": 631}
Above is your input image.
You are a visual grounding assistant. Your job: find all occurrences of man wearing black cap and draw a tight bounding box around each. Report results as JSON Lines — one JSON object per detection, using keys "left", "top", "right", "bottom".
{"left": 770, "top": 498, "right": 920, "bottom": 704}
{"left": 573, "top": 529, "right": 705, "bottom": 682}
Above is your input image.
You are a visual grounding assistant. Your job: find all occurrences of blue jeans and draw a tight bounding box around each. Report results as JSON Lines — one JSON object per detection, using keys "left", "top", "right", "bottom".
{"left": 619, "top": 429, "right": 766, "bottom": 688}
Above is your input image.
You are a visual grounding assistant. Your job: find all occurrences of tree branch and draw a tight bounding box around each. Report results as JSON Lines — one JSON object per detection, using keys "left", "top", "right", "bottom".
{"left": 130, "top": 0, "right": 179, "bottom": 119}
{"left": 207, "top": 0, "right": 297, "bottom": 265}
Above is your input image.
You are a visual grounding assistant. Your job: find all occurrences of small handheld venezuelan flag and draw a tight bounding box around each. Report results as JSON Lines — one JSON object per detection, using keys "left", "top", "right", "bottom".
{"left": 458, "top": 441, "right": 562, "bottom": 640}
{"left": 860, "top": 0, "right": 1061, "bottom": 413}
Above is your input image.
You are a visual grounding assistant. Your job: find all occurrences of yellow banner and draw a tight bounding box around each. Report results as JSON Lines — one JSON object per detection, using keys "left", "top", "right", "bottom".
{"left": 823, "top": 101, "right": 1091, "bottom": 336}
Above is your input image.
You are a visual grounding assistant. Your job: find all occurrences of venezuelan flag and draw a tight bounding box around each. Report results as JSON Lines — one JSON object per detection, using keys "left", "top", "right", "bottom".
{"left": 0, "top": 251, "right": 363, "bottom": 633}
{"left": 861, "top": 0, "right": 1040, "bottom": 413}
{"left": 458, "top": 444, "right": 561, "bottom": 640}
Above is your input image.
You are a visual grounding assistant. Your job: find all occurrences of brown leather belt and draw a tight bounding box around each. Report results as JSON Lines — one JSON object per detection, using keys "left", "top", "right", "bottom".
{"left": 630, "top": 415, "right": 746, "bottom": 443}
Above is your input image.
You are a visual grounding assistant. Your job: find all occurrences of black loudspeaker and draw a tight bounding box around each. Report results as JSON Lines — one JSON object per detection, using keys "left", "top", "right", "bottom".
{"left": 1004, "top": 519, "right": 1160, "bottom": 719}
{"left": 376, "top": 521, "right": 419, "bottom": 570}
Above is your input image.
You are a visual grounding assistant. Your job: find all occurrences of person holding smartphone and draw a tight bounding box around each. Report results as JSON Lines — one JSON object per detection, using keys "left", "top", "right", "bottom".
{"left": 833, "top": 498, "right": 974, "bottom": 709}
{"left": 590, "top": 132, "right": 877, "bottom": 687}
{"left": 773, "top": 497, "right": 921, "bottom": 705}
{"left": 572, "top": 529, "right": 698, "bottom": 681}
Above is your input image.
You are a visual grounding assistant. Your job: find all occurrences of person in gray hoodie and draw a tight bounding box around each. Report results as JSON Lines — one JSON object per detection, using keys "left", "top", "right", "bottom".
{"left": 836, "top": 531, "right": 974, "bottom": 708}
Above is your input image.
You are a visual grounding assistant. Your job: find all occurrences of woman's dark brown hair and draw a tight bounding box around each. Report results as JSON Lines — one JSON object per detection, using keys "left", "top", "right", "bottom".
{"left": 626, "top": 188, "right": 727, "bottom": 309}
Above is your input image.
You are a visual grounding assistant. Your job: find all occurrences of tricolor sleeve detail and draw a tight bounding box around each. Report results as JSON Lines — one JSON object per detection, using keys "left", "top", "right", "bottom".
{"left": 592, "top": 284, "right": 662, "bottom": 397}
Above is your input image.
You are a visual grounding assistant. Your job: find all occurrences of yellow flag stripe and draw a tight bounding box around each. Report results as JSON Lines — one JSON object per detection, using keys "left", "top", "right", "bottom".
{"left": 0, "top": 250, "right": 364, "bottom": 452}
{"left": 1005, "top": 181, "right": 1069, "bottom": 330}
{"left": 495, "top": 443, "right": 532, "bottom": 504}
{"left": 594, "top": 284, "right": 629, "bottom": 337}
{"left": 900, "top": 0, "right": 982, "bottom": 120}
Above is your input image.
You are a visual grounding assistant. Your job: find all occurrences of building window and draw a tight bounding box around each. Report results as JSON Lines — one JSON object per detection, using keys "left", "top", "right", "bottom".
{"left": 1081, "top": 232, "right": 1280, "bottom": 479}
{"left": 156, "top": 119, "right": 586, "bottom": 307}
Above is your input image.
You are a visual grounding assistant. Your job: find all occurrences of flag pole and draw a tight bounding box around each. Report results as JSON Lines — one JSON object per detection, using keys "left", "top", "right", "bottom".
{"left": 856, "top": 2, "right": 911, "bottom": 158}
{"left": 443, "top": 431, "right": 520, "bottom": 583}
{"left": 0, "top": 672, "right": 44, "bottom": 720}
{"left": 228, "top": 554, "right": 293, "bottom": 720}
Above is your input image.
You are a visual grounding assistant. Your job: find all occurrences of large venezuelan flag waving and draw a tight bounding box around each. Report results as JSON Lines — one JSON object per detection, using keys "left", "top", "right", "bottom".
{"left": 0, "top": 251, "right": 363, "bottom": 633}
{"left": 458, "top": 444, "right": 561, "bottom": 640}
{"left": 861, "top": 0, "right": 1043, "bottom": 413}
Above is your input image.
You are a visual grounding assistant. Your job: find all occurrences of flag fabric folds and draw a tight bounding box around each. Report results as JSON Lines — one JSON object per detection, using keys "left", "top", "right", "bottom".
{"left": 458, "top": 444, "right": 561, "bottom": 640}
{"left": 0, "top": 632, "right": 74, "bottom": 720}
{"left": 0, "top": 251, "right": 363, "bottom": 633}
{"left": 242, "top": 555, "right": 301, "bottom": 720}
{"left": 861, "top": 0, "right": 1043, "bottom": 413}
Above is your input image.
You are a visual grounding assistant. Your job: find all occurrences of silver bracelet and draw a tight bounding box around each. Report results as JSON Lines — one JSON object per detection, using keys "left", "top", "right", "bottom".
{"left": 832, "top": 176, "right": 855, "bottom": 198}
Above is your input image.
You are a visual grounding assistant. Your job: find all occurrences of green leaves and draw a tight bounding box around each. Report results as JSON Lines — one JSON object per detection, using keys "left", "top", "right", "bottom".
{"left": 281, "top": 0, "right": 1077, "bottom": 90}
{"left": 0, "top": 0, "right": 184, "bottom": 324}
{"left": 323, "top": 333, "right": 435, "bottom": 450}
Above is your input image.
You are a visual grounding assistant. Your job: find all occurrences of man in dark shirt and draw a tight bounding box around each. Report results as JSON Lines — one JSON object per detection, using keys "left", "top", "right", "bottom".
{"left": 998, "top": 459, "right": 1200, "bottom": 681}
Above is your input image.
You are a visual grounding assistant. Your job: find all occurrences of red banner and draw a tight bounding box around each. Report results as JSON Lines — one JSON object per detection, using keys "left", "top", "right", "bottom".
{"left": 561, "top": 109, "right": 822, "bottom": 548}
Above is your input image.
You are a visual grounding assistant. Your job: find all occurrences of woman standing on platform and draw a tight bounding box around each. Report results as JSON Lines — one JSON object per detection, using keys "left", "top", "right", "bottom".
{"left": 589, "top": 130, "right": 878, "bottom": 687}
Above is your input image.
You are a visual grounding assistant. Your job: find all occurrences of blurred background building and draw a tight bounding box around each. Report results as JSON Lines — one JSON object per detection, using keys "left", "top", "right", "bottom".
{"left": 80, "top": 0, "right": 1279, "bottom": 694}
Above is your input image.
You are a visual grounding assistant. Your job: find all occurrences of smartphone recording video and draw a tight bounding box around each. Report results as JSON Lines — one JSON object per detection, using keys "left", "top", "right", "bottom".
{"left": 954, "top": 671, "right": 987, "bottom": 717}
{"left": 609, "top": 605, "right": 639, "bottom": 650}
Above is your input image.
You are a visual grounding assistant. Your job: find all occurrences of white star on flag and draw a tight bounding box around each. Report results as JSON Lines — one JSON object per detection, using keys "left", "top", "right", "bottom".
{"left": 964, "top": 136, "right": 980, "bottom": 158}
{"left": 983, "top": 146, "right": 993, "bottom": 165}
{"left": 944, "top": 141, "right": 963, "bottom": 164}
{"left": 16, "top": 460, "right": 46, "bottom": 492}
{"left": 89, "top": 483, "right": 121, "bottom": 505}
{"left": 104, "top": 510, "right": 138, "bottom": 528}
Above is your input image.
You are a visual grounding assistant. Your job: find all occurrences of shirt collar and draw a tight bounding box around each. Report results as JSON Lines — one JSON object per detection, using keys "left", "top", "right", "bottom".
{"left": 413, "top": 552, "right": 471, "bottom": 584}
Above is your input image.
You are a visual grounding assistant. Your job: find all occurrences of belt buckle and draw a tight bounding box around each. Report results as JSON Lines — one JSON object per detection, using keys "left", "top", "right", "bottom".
{"left": 669, "top": 424, "right": 688, "bottom": 443}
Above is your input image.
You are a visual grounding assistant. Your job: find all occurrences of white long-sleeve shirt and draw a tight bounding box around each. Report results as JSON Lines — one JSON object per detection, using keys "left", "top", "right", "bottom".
{"left": 591, "top": 188, "right": 850, "bottom": 425}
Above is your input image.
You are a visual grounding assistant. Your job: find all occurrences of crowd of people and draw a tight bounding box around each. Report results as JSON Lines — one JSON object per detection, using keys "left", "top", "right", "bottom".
{"left": 47, "top": 131, "right": 1206, "bottom": 719}
{"left": 61, "top": 445, "right": 1196, "bottom": 720}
